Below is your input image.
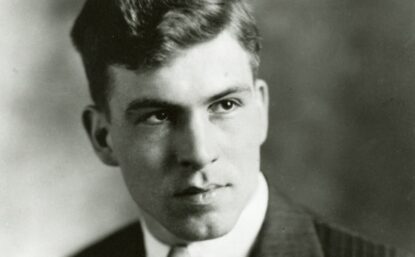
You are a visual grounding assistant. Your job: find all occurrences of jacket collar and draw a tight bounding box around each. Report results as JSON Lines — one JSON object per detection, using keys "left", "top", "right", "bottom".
{"left": 249, "top": 184, "right": 324, "bottom": 257}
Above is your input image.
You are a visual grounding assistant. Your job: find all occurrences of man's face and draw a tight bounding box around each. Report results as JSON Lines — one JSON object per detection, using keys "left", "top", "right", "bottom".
{"left": 100, "top": 31, "right": 268, "bottom": 242}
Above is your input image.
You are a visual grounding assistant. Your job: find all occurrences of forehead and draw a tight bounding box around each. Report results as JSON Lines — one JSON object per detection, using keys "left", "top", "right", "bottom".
{"left": 108, "top": 31, "right": 254, "bottom": 110}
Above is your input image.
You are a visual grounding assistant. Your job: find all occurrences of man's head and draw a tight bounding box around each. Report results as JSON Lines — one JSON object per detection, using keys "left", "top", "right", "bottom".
{"left": 71, "top": 0, "right": 261, "bottom": 111}
{"left": 72, "top": 0, "right": 268, "bottom": 244}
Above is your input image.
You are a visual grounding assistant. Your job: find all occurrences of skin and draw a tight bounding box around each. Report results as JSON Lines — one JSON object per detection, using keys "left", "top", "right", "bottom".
{"left": 83, "top": 31, "right": 269, "bottom": 245}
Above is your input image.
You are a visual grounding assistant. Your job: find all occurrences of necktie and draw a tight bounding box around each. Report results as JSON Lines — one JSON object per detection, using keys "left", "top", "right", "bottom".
{"left": 167, "top": 246, "right": 190, "bottom": 257}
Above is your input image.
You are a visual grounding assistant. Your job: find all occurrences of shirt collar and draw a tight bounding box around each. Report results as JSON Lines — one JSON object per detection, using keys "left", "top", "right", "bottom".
{"left": 141, "top": 172, "right": 269, "bottom": 257}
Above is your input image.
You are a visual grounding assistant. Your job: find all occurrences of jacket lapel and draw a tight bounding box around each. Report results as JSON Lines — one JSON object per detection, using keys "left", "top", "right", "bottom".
{"left": 250, "top": 185, "right": 324, "bottom": 257}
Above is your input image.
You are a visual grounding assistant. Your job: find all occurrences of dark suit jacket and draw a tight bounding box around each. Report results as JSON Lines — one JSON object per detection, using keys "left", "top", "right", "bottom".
{"left": 72, "top": 185, "right": 413, "bottom": 257}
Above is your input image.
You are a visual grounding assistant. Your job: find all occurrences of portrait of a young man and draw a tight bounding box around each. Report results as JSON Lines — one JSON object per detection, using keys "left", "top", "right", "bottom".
{"left": 68, "top": 0, "right": 414, "bottom": 256}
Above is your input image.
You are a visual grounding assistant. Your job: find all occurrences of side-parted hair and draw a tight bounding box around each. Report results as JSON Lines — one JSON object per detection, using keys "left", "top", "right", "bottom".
{"left": 71, "top": 0, "right": 261, "bottom": 110}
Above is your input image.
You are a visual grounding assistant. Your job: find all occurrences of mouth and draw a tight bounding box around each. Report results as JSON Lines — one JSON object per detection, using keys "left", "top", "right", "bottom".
{"left": 173, "top": 184, "right": 231, "bottom": 205}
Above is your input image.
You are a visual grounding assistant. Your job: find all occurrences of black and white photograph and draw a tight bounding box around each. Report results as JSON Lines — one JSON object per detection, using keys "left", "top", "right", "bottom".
{"left": 1, "top": 0, "right": 415, "bottom": 256}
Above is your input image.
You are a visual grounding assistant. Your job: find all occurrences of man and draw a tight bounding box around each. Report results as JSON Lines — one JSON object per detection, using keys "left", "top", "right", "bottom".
{"left": 70, "top": 0, "right": 413, "bottom": 256}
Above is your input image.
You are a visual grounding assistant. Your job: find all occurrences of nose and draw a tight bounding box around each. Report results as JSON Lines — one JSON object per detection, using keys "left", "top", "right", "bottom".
{"left": 173, "top": 112, "right": 218, "bottom": 170}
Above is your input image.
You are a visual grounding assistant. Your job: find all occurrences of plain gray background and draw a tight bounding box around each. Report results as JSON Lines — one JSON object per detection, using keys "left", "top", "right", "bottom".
{"left": 1, "top": 0, "right": 414, "bottom": 256}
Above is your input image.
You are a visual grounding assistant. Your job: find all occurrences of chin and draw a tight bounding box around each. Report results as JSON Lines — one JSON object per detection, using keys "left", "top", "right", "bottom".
{"left": 174, "top": 223, "right": 232, "bottom": 242}
{"left": 168, "top": 210, "right": 239, "bottom": 242}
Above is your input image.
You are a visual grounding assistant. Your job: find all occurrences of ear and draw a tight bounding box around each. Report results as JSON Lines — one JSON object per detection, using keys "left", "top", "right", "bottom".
{"left": 254, "top": 79, "right": 269, "bottom": 144}
{"left": 82, "top": 105, "right": 119, "bottom": 166}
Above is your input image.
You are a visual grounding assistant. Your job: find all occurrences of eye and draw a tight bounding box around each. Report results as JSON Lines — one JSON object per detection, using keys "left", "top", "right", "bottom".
{"left": 142, "top": 111, "right": 170, "bottom": 125}
{"left": 210, "top": 99, "right": 241, "bottom": 114}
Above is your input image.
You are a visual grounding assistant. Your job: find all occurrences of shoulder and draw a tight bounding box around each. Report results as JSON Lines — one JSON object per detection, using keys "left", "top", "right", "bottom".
{"left": 264, "top": 183, "right": 414, "bottom": 257}
{"left": 70, "top": 221, "right": 145, "bottom": 257}
{"left": 313, "top": 219, "right": 414, "bottom": 257}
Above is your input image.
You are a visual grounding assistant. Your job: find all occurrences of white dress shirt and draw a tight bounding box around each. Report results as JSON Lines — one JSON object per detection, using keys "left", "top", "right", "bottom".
{"left": 141, "top": 172, "right": 269, "bottom": 257}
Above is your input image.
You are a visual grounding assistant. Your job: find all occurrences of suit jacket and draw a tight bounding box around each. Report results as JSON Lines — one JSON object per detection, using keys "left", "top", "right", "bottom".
{"left": 72, "top": 185, "right": 413, "bottom": 257}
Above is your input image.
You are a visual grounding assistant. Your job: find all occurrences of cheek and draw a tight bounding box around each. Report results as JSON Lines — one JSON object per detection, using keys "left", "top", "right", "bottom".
{"left": 217, "top": 110, "right": 262, "bottom": 202}
{"left": 113, "top": 131, "right": 173, "bottom": 211}
{"left": 222, "top": 107, "right": 264, "bottom": 147}
{"left": 112, "top": 128, "right": 170, "bottom": 185}
{"left": 218, "top": 108, "right": 263, "bottom": 166}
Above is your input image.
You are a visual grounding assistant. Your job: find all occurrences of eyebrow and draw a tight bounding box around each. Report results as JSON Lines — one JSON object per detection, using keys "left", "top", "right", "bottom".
{"left": 126, "top": 98, "right": 177, "bottom": 110}
{"left": 125, "top": 84, "right": 251, "bottom": 115}
{"left": 203, "top": 85, "right": 251, "bottom": 105}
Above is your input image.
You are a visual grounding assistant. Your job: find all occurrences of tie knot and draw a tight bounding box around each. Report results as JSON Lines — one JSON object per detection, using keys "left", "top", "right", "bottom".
{"left": 167, "top": 246, "right": 190, "bottom": 257}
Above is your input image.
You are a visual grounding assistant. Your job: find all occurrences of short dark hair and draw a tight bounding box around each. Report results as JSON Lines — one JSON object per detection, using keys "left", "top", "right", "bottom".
{"left": 71, "top": 0, "right": 261, "bottom": 110}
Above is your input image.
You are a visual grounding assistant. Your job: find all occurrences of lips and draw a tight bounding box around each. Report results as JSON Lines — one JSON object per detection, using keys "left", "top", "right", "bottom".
{"left": 173, "top": 184, "right": 230, "bottom": 205}
{"left": 175, "top": 185, "right": 222, "bottom": 196}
